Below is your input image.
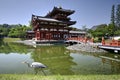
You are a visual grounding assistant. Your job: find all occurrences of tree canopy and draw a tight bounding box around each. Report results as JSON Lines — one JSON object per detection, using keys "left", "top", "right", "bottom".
{"left": 0, "top": 24, "right": 32, "bottom": 38}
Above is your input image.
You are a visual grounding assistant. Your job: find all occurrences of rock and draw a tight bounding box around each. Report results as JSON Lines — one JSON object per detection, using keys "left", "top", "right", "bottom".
{"left": 66, "top": 43, "right": 106, "bottom": 53}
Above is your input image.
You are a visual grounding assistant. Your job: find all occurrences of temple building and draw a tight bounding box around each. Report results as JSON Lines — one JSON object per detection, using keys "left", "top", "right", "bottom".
{"left": 27, "top": 7, "right": 86, "bottom": 41}
{"left": 31, "top": 6, "right": 76, "bottom": 40}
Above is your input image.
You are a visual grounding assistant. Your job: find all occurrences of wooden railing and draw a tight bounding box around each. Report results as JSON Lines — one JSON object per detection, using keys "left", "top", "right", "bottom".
{"left": 67, "top": 37, "right": 94, "bottom": 43}
{"left": 102, "top": 37, "right": 120, "bottom": 46}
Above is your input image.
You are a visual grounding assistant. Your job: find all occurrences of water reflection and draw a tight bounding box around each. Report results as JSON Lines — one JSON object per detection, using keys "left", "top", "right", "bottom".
{"left": 70, "top": 52, "right": 120, "bottom": 75}
{"left": 0, "top": 42, "right": 34, "bottom": 74}
{"left": 100, "top": 55, "right": 120, "bottom": 74}
{"left": 31, "top": 45, "right": 75, "bottom": 75}
{"left": 0, "top": 43, "right": 76, "bottom": 75}
{"left": 0, "top": 42, "right": 120, "bottom": 75}
{"left": 0, "top": 38, "right": 4, "bottom": 46}
{"left": 0, "top": 52, "right": 34, "bottom": 74}
{"left": 0, "top": 42, "right": 33, "bottom": 54}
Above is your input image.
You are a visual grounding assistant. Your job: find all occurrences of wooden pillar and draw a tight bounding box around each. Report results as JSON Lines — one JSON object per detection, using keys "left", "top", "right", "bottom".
{"left": 52, "top": 28, "right": 54, "bottom": 40}
{"left": 36, "top": 30, "right": 40, "bottom": 40}
{"left": 91, "top": 37, "right": 94, "bottom": 43}
{"left": 39, "top": 27, "right": 41, "bottom": 40}
{"left": 63, "top": 27, "right": 64, "bottom": 40}
{"left": 68, "top": 29, "right": 70, "bottom": 39}
{"left": 44, "top": 28, "right": 46, "bottom": 40}
{"left": 102, "top": 37, "right": 105, "bottom": 45}
{"left": 48, "top": 28, "right": 50, "bottom": 41}
{"left": 84, "top": 37, "right": 87, "bottom": 43}
{"left": 39, "top": 31, "right": 41, "bottom": 40}
{"left": 57, "top": 28, "right": 59, "bottom": 40}
{"left": 35, "top": 31, "right": 37, "bottom": 40}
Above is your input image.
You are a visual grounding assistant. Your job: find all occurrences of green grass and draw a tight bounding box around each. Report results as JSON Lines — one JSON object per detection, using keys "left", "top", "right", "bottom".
{"left": 0, "top": 74, "right": 120, "bottom": 80}
{"left": 3, "top": 38, "right": 21, "bottom": 42}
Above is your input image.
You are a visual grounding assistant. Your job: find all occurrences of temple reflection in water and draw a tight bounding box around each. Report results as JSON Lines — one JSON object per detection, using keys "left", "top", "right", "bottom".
{"left": 0, "top": 43, "right": 120, "bottom": 75}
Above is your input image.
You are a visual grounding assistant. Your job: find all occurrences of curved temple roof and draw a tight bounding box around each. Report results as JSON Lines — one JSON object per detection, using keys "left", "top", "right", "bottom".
{"left": 45, "top": 6, "right": 75, "bottom": 17}
{"left": 31, "top": 7, "right": 76, "bottom": 28}
{"left": 32, "top": 14, "right": 76, "bottom": 26}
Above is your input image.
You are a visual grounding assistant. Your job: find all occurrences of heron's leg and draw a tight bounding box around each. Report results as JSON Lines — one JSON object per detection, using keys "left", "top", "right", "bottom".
{"left": 41, "top": 68, "right": 46, "bottom": 76}
{"left": 35, "top": 71, "right": 37, "bottom": 75}
{"left": 34, "top": 68, "right": 38, "bottom": 75}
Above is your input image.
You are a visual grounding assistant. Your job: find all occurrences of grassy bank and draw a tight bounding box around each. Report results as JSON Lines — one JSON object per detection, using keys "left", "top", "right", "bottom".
{"left": 0, "top": 74, "right": 120, "bottom": 80}
{"left": 3, "top": 38, "right": 21, "bottom": 42}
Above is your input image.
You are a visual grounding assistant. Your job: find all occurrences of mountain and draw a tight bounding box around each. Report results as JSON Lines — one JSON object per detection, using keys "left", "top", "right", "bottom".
{"left": 91, "top": 24, "right": 107, "bottom": 30}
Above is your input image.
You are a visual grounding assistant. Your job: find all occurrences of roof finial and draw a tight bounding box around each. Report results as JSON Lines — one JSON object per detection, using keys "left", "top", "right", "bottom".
{"left": 59, "top": 6, "right": 62, "bottom": 9}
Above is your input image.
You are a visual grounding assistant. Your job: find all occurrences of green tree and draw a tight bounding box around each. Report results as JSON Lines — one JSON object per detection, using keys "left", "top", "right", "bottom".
{"left": 89, "top": 24, "right": 108, "bottom": 37}
{"left": 111, "top": 5, "right": 115, "bottom": 25}
{"left": 116, "top": 4, "right": 120, "bottom": 28}
{"left": 107, "top": 24, "right": 114, "bottom": 36}
{"left": 0, "top": 24, "right": 10, "bottom": 37}
{"left": 114, "top": 30, "right": 120, "bottom": 36}
{"left": 8, "top": 24, "right": 31, "bottom": 38}
{"left": 107, "top": 5, "right": 116, "bottom": 37}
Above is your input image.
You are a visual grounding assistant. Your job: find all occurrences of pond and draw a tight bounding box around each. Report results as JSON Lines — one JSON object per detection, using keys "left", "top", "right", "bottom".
{"left": 0, "top": 42, "right": 120, "bottom": 75}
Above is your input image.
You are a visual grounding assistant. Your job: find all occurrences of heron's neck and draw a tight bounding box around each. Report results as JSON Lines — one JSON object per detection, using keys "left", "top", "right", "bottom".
{"left": 25, "top": 62, "right": 31, "bottom": 67}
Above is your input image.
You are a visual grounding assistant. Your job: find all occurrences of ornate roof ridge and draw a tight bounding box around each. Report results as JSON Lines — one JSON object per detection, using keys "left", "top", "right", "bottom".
{"left": 45, "top": 6, "right": 75, "bottom": 17}
{"left": 53, "top": 6, "right": 75, "bottom": 13}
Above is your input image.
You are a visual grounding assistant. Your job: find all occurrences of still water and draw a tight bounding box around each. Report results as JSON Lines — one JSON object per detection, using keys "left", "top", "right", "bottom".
{"left": 0, "top": 42, "right": 120, "bottom": 75}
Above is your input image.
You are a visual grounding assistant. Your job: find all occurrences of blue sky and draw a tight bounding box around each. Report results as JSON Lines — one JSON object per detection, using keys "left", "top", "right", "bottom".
{"left": 0, "top": 0, "right": 120, "bottom": 29}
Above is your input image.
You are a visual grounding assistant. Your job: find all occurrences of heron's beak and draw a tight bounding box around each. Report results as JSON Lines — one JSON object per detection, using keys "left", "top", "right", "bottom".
{"left": 21, "top": 62, "right": 25, "bottom": 63}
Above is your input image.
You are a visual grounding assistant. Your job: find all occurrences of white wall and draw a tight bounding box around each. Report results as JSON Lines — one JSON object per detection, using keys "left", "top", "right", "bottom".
{"left": 114, "top": 36, "right": 120, "bottom": 40}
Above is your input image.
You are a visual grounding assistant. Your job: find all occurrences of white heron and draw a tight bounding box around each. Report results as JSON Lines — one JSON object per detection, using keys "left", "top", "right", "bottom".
{"left": 22, "top": 61, "right": 47, "bottom": 75}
